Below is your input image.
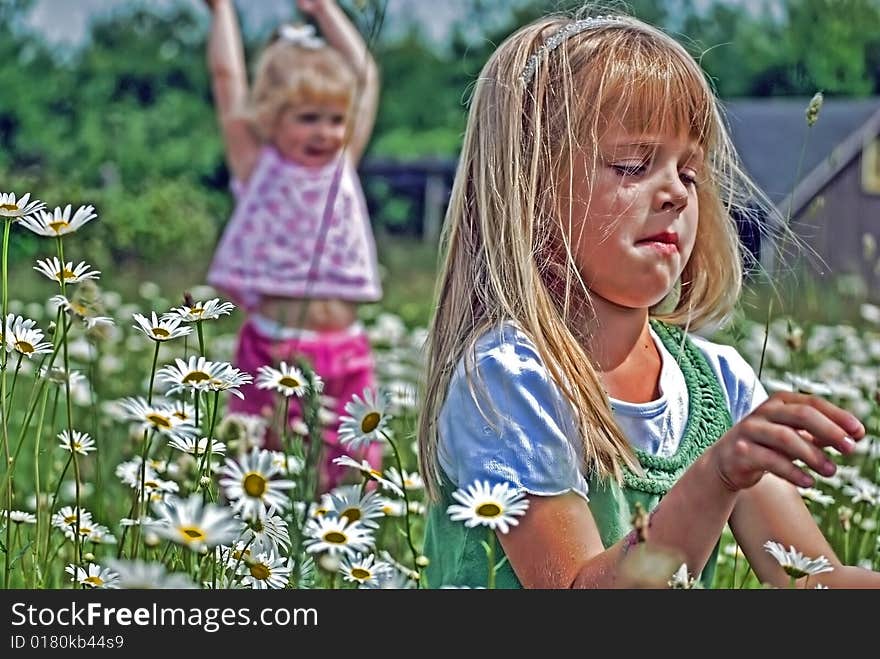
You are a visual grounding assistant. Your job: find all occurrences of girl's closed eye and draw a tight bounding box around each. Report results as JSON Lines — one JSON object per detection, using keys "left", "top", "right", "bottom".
{"left": 296, "top": 112, "right": 321, "bottom": 124}
{"left": 611, "top": 161, "right": 648, "bottom": 177}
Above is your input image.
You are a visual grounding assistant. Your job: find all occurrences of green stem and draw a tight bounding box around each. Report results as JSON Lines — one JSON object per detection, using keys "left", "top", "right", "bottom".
{"left": 385, "top": 432, "right": 420, "bottom": 588}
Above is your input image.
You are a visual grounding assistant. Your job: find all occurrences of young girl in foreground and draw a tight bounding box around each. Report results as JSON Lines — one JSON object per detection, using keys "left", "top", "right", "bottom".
{"left": 418, "top": 11, "right": 880, "bottom": 588}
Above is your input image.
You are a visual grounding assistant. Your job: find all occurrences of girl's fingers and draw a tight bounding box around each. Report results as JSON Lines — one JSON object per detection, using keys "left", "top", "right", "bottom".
{"left": 771, "top": 391, "right": 865, "bottom": 439}
{"left": 763, "top": 400, "right": 860, "bottom": 455}
{"left": 739, "top": 441, "right": 816, "bottom": 488}
{"left": 746, "top": 420, "right": 836, "bottom": 477}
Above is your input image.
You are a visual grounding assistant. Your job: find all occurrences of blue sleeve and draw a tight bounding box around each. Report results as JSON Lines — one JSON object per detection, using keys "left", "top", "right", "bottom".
{"left": 437, "top": 332, "right": 590, "bottom": 502}
{"left": 693, "top": 337, "right": 769, "bottom": 423}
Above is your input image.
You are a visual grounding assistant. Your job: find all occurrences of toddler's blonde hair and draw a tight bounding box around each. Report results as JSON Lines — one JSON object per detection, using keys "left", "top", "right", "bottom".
{"left": 247, "top": 32, "right": 356, "bottom": 140}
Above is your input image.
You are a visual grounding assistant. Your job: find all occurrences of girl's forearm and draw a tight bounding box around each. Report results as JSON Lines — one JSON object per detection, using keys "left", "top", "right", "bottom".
{"left": 573, "top": 452, "right": 739, "bottom": 588}
{"left": 208, "top": 0, "right": 247, "bottom": 83}
{"left": 310, "top": 1, "right": 375, "bottom": 79}
{"left": 811, "top": 564, "right": 880, "bottom": 589}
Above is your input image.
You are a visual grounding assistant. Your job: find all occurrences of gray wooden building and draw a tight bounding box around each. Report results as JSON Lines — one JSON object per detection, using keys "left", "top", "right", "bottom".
{"left": 724, "top": 97, "right": 880, "bottom": 286}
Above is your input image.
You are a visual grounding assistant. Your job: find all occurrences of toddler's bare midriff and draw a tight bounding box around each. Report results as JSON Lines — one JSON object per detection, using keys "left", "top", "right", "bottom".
{"left": 257, "top": 296, "right": 358, "bottom": 331}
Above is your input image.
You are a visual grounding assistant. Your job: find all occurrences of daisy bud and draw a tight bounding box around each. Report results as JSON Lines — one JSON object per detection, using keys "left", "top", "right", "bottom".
{"left": 199, "top": 476, "right": 212, "bottom": 488}
{"left": 84, "top": 552, "right": 95, "bottom": 562}
{"left": 318, "top": 554, "right": 341, "bottom": 573}
{"left": 144, "top": 532, "right": 161, "bottom": 548}
{"left": 416, "top": 555, "right": 430, "bottom": 568}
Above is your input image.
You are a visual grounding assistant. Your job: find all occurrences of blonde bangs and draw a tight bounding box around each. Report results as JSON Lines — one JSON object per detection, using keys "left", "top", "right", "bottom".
{"left": 577, "top": 28, "right": 716, "bottom": 148}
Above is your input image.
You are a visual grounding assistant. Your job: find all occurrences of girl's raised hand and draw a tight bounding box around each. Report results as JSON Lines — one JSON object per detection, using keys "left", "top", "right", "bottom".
{"left": 296, "top": 0, "right": 332, "bottom": 16}
{"left": 709, "top": 391, "right": 865, "bottom": 492}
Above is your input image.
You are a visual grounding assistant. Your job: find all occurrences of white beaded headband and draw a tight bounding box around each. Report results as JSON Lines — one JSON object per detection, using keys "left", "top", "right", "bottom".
{"left": 520, "top": 16, "right": 624, "bottom": 85}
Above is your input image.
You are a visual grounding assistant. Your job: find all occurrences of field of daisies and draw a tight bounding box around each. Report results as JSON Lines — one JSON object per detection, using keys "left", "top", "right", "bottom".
{"left": 0, "top": 190, "right": 878, "bottom": 590}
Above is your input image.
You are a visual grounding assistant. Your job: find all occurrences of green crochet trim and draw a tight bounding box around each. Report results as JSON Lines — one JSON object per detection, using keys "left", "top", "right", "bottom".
{"left": 621, "top": 320, "right": 733, "bottom": 495}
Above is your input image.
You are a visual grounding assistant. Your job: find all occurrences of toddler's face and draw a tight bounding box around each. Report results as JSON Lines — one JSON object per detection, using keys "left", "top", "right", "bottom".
{"left": 273, "top": 101, "right": 349, "bottom": 167}
{"left": 558, "top": 123, "right": 701, "bottom": 310}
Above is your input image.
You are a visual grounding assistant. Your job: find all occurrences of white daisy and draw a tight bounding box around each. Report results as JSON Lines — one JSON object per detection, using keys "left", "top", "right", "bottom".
{"left": 132, "top": 311, "right": 192, "bottom": 342}
{"left": 208, "top": 365, "right": 253, "bottom": 399}
{"left": 763, "top": 540, "right": 835, "bottom": 579}
{"left": 65, "top": 562, "right": 120, "bottom": 589}
{"left": 58, "top": 429, "right": 96, "bottom": 455}
{"left": 0, "top": 192, "right": 44, "bottom": 220}
{"left": 219, "top": 448, "right": 296, "bottom": 521}
{"left": 48, "top": 295, "right": 113, "bottom": 329}
{"left": 34, "top": 257, "right": 100, "bottom": 285}
{"left": 106, "top": 559, "right": 197, "bottom": 589}
{"left": 668, "top": 563, "right": 695, "bottom": 589}
{"left": 331, "top": 455, "right": 404, "bottom": 497}
{"left": 117, "top": 397, "right": 198, "bottom": 439}
{"left": 21, "top": 204, "right": 97, "bottom": 237}
{"left": 339, "top": 553, "right": 392, "bottom": 587}
{"left": 255, "top": 362, "right": 308, "bottom": 398}
{"left": 3, "top": 315, "right": 52, "bottom": 358}
{"left": 386, "top": 466, "right": 425, "bottom": 492}
{"left": 162, "top": 298, "right": 235, "bottom": 323}
{"left": 797, "top": 487, "right": 836, "bottom": 507}
{"left": 338, "top": 388, "right": 392, "bottom": 450}
{"left": 326, "top": 485, "right": 386, "bottom": 529}
{"left": 51, "top": 506, "right": 93, "bottom": 530}
{"left": 2, "top": 510, "right": 36, "bottom": 524}
{"left": 237, "top": 551, "right": 292, "bottom": 590}
{"left": 269, "top": 450, "right": 304, "bottom": 477}
{"left": 241, "top": 514, "right": 291, "bottom": 554}
{"left": 152, "top": 494, "right": 243, "bottom": 553}
{"left": 157, "top": 356, "right": 228, "bottom": 394}
{"left": 168, "top": 435, "right": 226, "bottom": 457}
{"left": 40, "top": 366, "right": 86, "bottom": 388}
{"left": 447, "top": 480, "right": 530, "bottom": 534}
{"left": 302, "top": 516, "right": 374, "bottom": 558}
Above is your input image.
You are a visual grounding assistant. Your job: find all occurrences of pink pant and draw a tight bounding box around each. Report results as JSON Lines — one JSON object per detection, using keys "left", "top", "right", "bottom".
{"left": 227, "top": 317, "right": 384, "bottom": 494}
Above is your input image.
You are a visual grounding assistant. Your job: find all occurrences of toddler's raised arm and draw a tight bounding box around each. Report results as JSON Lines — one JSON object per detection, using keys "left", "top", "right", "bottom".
{"left": 204, "top": 0, "right": 260, "bottom": 182}
{"left": 297, "top": 0, "right": 380, "bottom": 164}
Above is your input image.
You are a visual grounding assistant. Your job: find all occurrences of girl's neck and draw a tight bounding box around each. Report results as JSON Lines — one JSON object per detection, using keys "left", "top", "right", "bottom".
{"left": 582, "top": 297, "right": 661, "bottom": 403}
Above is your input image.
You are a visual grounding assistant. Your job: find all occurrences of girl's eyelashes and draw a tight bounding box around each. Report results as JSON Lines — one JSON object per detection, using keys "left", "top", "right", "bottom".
{"left": 611, "top": 162, "right": 648, "bottom": 177}
{"left": 610, "top": 161, "right": 701, "bottom": 188}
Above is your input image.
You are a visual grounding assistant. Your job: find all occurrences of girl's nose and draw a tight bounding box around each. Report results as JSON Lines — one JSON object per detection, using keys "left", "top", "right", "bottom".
{"left": 655, "top": 173, "right": 689, "bottom": 213}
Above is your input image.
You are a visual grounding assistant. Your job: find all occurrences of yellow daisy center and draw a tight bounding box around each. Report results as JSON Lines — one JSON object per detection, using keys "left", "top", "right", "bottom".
{"left": 84, "top": 576, "right": 104, "bottom": 587}
{"left": 243, "top": 472, "right": 267, "bottom": 497}
{"left": 182, "top": 371, "right": 210, "bottom": 384}
{"left": 369, "top": 469, "right": 383, "bottom": 479}
{"left": 351, "top": 567, "right": 371, "bottom": 580}
{"left": 48, "top": 220, "right": 69, "bottom": 233}
{"left": 151, "top": 327, "right": 170, "bottom": 338}
{"left": 14, "top": 340, "right": 34, "bottom": 354}
{"left": 72, "top": 441, "right": 82, "bottom": 450}
{"left": 323, "top": 531, "right": 347, "bottom": 545}
{"left": 191, "top": 308, "right": 205, "bottom": 317}
{"left": 340, "top": 507, "right": 361, "bottom": 523}
{"left": 180, "top": 526, "right": 206, "bottom": 542}
{"left": 360, "top": 411, "right": 381, "bottom": 433}
{"left": 146, "top": 413, "right": 172, "bottom": 430}
{"left": 279, "top": 376, "right": 300, "bottom": 388}
{"left": 476, "top": 502, "right": 502, "bottom": 518}
{"left": 249, "top": 563, "right": 271, "bottom": 580}
{"left": 63, "top": 514, "right": 76, "bottom": 525}
{"left": 61, "top": 268, "right": 76, "bottom": 280}
{"left": 0, "top": 203, "right": 18, "bottom": 212}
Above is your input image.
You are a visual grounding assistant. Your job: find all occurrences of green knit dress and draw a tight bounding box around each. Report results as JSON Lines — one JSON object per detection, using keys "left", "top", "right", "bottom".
{"left": 423, "top": 321, "right": 733, "bottom": 589}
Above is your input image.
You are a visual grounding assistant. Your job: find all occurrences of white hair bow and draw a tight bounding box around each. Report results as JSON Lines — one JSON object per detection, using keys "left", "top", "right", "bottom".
{"left": 278, "top": 23, "right": 325, "bottom": 49}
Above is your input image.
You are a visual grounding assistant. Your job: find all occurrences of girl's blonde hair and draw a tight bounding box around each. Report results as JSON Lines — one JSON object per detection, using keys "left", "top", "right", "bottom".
{"left": 247, "top": 34, "right": 356, "bottom": 140}
{"left": 418, "top": 9, "right": 774, "bottom": 501}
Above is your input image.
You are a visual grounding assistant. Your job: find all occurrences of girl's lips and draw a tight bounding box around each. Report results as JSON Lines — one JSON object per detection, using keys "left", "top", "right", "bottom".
{"left": 636, "top": 231, "right": 679, "bottom": 246}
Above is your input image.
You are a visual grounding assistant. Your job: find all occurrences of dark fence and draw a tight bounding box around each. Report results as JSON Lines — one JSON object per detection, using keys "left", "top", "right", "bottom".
{"left": 359, "top": 157, "right": 456, "bottom": 242}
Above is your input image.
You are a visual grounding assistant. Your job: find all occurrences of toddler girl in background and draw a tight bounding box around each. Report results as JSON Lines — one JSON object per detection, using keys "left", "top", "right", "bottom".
{"left": 418, "top": 8, "right": 880, "bottom": 588}
{"left": 203, "top": 0, "right": 383, "bottom": 494}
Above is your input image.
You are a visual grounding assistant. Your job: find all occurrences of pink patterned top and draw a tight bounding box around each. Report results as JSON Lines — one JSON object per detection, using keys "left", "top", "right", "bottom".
{"left": 207, "top": 145, "right": 382, "bottom": 311}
